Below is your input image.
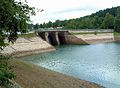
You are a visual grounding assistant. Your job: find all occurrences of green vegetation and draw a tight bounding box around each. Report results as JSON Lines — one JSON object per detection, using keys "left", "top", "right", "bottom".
{"left": 101, "top": 13, "right": 114, "bottom": 29}
{"left": 30, "top": 6, "right": 120, "bottom": 32}
{"left": 114, "top": 7, "right": 120, "bottom": 32}
{"left": 71, "top": 32, "right": 112, "bottom": 35}
{"left": 114, "top": 32, "right": 120, "bottom": 37}
{"left": 18, "top": 33, "right": 36, "bottom": 38}
{"left": 0, "top": 0, "right": 35, "bottom": 49}
{"left": 0, "top": 0, "right": 35, "bottom": 86}
{"left": 0, "top": 55, "right": 15, "bottom": 85}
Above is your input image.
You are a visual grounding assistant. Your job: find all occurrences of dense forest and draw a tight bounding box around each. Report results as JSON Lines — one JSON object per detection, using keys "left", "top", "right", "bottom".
{"left": 29, "top": 6, "right": 120, "bottom": 32}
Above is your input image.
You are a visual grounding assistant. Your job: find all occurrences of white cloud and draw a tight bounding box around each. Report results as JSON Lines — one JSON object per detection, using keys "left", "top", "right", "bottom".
{"left": 22, "top": 0, "right": 120, "bottom": 24}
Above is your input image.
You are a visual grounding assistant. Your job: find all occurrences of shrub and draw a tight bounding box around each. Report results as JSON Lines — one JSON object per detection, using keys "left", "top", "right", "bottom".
{"left": 0, "top": 55, "right": 15, "bottom": 86}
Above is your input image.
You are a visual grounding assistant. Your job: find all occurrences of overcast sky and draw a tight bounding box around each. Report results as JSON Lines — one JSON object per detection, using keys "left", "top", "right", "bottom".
{"left": 21, "top": 0, "right": 120, "bottom": 24}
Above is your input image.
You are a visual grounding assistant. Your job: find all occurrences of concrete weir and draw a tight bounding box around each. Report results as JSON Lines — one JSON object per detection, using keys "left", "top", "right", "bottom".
{"left": 38, "top": 30, "right": 88, "bottom": 45}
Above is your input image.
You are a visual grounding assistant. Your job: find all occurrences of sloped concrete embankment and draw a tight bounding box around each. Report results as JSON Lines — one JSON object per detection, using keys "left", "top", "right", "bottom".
{"left": 65, "top": 32, "right": 89, "bottom": 44}
{"left": 65, "top": 35, "right": 89, "bottom": 44}
{"left": 74, "top": 33, "right": 115, "bottom": 44}
{"left": 2, "top": 37, "right": 55, "bottom": 57}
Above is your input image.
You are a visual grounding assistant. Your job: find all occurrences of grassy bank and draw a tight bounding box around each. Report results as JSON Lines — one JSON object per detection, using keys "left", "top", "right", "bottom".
{"left": 114, "top": 32, "right": 120, "bottom": 37}
{"left": 10, "top": 59, "right": 104, "bottom": 88}
{"left": 18, "top": 33, "right": 36, "bottom": 38}
{"left": 71, "top": 32, "right": 113, "bottom": 35}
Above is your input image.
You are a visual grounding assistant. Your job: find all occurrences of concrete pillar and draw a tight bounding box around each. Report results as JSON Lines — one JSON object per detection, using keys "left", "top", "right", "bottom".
{"left": 48, "top": 32, "right": 60, "bottom": 45}
{"left": 44, "top": 32, "right": 49, "bottom": 42}
{"left": 55, "top": 32, "right": 60, "bottom": 45}
{"left": 58, "top": 32, "right": 66, "bottom": 44}
{"left": 38, "top": 31, "right": 69, "bottom": 45}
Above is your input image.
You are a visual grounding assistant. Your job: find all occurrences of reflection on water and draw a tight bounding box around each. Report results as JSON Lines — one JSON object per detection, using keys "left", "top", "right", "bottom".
{"left": 21, "top": 42, "right": 120, "bottom": 88}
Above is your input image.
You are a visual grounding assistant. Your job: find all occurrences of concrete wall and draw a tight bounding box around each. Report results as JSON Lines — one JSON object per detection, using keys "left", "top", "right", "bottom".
{"left": 38, "top": 31, "right": 67, "bottom": 45}
{"left": 75, "top": 33, "right": 115, "bottom": 44}
{"left": 38, "top": 31, "right": 88, "bottom": 45}
{"left": 2, "top": 37, "right": 55, "bottom": 57}
{"left": 48, "top": 32, "right": 60, "bottom": 45}
{"left": 65, "top": 35, "right": 88, "bottom": 44}
{"left": 58, "top": 32, "right": 66, "bottom": 44}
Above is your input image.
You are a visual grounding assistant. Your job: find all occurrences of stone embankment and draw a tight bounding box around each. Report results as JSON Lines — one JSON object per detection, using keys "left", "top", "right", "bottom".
{"left": 2, "top": 37, "right": 55, "bottom": 57}
{"left": 75, "top": 33, "right": 115, "bottom": 44}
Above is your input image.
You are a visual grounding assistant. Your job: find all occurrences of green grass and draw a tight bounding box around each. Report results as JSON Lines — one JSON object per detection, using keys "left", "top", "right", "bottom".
{"left": 18, "top": 33, "right": 36, "bottom": 38}
{"left": 71, "top": 32, "right": 120, "bottom": 37}
{"left": 114, "top": 32, "right": 120, "bottom": 37}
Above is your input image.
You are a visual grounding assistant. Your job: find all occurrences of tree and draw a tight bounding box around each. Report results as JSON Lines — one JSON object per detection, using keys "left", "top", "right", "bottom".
{"left": 34, "top": 23, "right": 39, "bottom": 30}
{"left": 39, "top": 24, "right": 43, "bottom": 28}
{"left": 0, "top": 0, "right": 35, "bottom": 50}
{"left": 116, "top": 6, "right": 120, "bottom": 17}
{"left": 79, "top": 17, "right": 91, "bottom": 29}
{"left": 101, "top": 13, "right": 114, "bottom": 29}
{"left": 66, "top": 20, "right": 77, "bottom": 29}
{"left": 28, "top": 24, "right": 34, "bottom": 31}
{"left": 114, "top": 7, "right": 120, "bottom": 32}
{"left": 53, "top": 20, "right": 61, "bottom": 28}
{"left": 47, "top": 21, "right": 53, "bottom": 28}
{"left": 37, "top": 6, "right": 119, "bottom": 30}
{"left": 91, "top": 16, "right": 103, "bottom": 29}
{"left": 0, "top": 0, "right": 35, "bottom": 86}
{"left": 42, "top": 22, "right": 47, "bottom": 28}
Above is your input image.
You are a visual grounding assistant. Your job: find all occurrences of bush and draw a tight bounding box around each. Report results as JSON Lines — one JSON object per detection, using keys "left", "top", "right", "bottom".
{"left": 0, "top": 55, "right": 15, "bottom": 86}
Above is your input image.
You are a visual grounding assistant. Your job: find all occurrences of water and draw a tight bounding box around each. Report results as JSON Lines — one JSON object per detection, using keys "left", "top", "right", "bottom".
{"left": 21, "top": 42, "right": 120, "bottom": 88}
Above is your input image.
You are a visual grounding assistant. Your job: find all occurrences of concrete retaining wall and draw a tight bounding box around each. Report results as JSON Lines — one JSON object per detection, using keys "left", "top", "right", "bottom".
{"left": 84, "top": 38, "right": 114, "bottom": 44}
{"left": 65, "top": 35, "right": 88, "bottom": 44}
{"left": 75, "top": 33, "right": 115, "bottom": 44}
{"left": 2, "top": 37, "right": 55, "bottom": 57}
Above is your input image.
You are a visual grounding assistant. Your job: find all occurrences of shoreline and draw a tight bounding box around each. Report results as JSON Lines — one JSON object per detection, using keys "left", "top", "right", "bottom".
{"left": 3, "top": 32, "right": 119, "bottom": 88}
{"left": 12, "top": 47, "right": 55, "bottom": 57}
{"left": 10, "top": 59, "right": 104, "bottom": 88}
{"left": 2, "top": 33, "right": 116, "bottom": 57}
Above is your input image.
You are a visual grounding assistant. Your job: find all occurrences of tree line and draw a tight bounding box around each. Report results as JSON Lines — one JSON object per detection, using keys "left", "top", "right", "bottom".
{"left": 30, "top": 6, "right": 120, "bottom": 32}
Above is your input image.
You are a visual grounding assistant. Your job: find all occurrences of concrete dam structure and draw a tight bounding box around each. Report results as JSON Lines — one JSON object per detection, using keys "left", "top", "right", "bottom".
{"left": 2, "top": 30, "right": 115, "bottom": 57}
{"left": 37, "top": 30, "right": 88, "bottom": 45}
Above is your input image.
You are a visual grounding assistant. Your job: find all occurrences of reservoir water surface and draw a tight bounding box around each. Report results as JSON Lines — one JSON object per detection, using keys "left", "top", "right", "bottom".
{"left": 22, "top": 42, "right": 120, "bottom": 88}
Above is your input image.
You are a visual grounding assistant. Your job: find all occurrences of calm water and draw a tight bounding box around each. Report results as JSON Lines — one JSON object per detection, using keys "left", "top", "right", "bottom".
{"left": 22, "top": 42, "right": 120, "bottom": 88}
